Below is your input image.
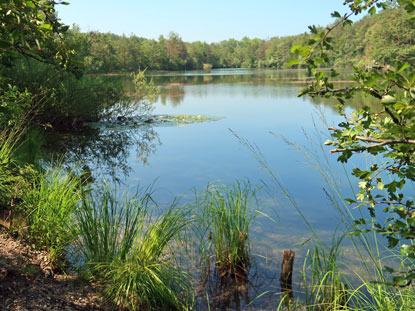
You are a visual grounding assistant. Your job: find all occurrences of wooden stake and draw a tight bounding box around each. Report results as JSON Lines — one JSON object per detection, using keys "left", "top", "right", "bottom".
{"left": 280, "top": 250, "right": 295, "bottom": 303}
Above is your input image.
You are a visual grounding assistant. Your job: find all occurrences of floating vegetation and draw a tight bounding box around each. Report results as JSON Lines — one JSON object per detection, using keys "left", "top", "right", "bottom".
{"left": 85, "top": 114, "right": 222, "bottom": 129}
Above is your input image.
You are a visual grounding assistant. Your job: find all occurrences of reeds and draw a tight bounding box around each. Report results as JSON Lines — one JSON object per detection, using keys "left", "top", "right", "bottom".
{"left": 197, "top": 180, "right": 258, "bottom": 275}
{"left": 75, "top": 183, "right": 193, "bottom": 310}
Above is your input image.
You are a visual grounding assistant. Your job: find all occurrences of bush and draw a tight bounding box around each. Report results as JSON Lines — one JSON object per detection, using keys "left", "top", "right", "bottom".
{"left": 203, "top": 63, "right": 212, "bottom": 73}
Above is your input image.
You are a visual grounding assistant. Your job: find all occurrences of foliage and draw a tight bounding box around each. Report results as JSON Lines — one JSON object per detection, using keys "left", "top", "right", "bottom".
{"left": 0, "top": 0, "right": 77, "bottom": 71}
{"left": 197, "top": 181, "right": 258, "bottom": 274}
{"left": 289, "top": 0, "right": 415, "bottom": 283}
{"left": 20, "top": 165, "right": 83, "bottom": 267}
{"left": 2, "top": 57, "right": 126, "bottom": 128}
{"left": 0, "top": 85, "right": 31, "bottom": 127}
{"left": 128, "top": 70, "right": 159, "bottom": 116}
{"left": 64, "top": 7, "right": 415, "bottom": 73}
{"left": 75, "top": 184, "right": 152, "bottom": 264}
{"left": 75, "top": 184, "right": 192, "bottom": 310}
{"left": 0, "top": 1, "right": 125, "bottom": 130}
{"left": 203, "top": 63, "right": 212, "bottom": 73}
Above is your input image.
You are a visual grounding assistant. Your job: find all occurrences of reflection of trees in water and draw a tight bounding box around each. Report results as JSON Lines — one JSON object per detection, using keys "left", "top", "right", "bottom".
{"left": 43, "top": 125, "right": 161, "bottom": 181}
{"left": 150, "top": 70, "right": 354, "bottom": 87}
{"left": 159, "top": 86, "right": 185, "bottom": 107}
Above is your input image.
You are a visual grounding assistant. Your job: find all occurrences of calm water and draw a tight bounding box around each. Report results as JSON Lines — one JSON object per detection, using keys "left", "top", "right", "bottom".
{"left": 45, "top": 69, "right": 378, "bottom": 309}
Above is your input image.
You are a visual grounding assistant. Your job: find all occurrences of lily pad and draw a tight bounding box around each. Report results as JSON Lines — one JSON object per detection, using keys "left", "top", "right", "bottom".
{"left": 85, "top": 114, "right": 222, "bottom": 129}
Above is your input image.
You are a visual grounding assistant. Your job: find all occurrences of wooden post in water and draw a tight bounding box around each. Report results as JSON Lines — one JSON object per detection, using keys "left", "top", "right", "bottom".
{"left": 280, "top": 250, "right": 295, "bottom": 304}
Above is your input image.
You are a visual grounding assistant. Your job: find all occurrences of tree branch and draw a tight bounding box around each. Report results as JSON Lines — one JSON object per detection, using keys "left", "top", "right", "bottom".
{"left": 328, "top": 127, "right": 415, "bottom": 153}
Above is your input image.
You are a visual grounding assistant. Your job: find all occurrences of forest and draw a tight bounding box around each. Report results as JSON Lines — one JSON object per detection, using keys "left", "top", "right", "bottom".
{"left": 64, "top": 6, "right": 415, "bottom": 73}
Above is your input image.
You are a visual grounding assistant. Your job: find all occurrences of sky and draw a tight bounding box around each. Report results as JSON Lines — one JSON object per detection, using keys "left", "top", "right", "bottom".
{"left": 57, "top": 0, "right": 360, "bottom": 43}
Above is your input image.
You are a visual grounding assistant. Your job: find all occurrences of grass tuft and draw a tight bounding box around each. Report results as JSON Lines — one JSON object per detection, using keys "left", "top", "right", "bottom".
{"left": 75, "top": 183, "right": 193, "bottom": 310}
{"left": 197, "top": 180, "right": 258, "bottom": 275}
{"left": 20, "top": 165, "right": 82, "bottom": 268}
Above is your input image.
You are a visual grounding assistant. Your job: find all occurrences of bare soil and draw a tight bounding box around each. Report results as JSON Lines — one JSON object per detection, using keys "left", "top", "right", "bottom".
{"left": 0, "top": 228, "right": 105, "bottom": 311}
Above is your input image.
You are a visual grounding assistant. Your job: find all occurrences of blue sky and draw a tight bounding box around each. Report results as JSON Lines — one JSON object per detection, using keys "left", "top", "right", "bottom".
{"left": 57, "top": 1, "right": 360, "bottom": 43}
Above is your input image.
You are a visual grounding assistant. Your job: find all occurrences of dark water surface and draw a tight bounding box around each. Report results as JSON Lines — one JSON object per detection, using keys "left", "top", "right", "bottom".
{"left": 45, "top": 69, "right": 378, "bottom": 309}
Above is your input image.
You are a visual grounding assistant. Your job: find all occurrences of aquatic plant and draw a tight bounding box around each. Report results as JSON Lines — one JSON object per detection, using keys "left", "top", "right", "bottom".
{"left": 198, "top": 180, "right": 258, "bottom": 275}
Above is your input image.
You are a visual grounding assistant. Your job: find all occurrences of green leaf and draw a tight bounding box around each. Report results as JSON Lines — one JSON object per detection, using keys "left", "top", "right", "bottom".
{"left": 397, "top": 62, "right": 410, "bottom": 73}
{"left": 381, "top": 95, "right": 397, "bottom": 105}
{"left": 287, "top": 58, "right": 300, "bottom": 67}
{"left": 331, "top": 11, "right": 341, "bottom": 18}
{"left": 291, "top": 45, "right": 311, "bottom": 58}
{"left": 40, "top": 24, "right": 52, "bottom": 30}
{"left": 345, "top": 198, "right": 357, "bottom": 204}
{"left": 377, "top": 182, "right": 384, "bottom": 190}
{"left": 0, "top": 40, "right": 12, "bottom": 48}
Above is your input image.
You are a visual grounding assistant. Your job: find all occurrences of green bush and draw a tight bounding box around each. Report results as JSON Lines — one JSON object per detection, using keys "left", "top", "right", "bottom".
{"left": 2, "top": 59, "right": 125, "bottom": 128}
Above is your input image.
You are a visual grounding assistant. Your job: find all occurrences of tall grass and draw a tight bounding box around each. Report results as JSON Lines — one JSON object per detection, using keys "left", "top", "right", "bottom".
{"left": 197, "top": 180, "right": 258, "bottom": 274}
{"left": 297, "top": 236, "right": 348, "bottom": 311}
{"left": 75, "top": 184, "right": 193, "bottom": 310}
{"left": 21, "top": 165, "right": 83, "bottom": 267}
{"left": 0, "top": 127, "right": 22, "bottom": 207}
{"left": 233, "top": 121, "right": 415, "bottom": 310}
{"left": 75, "top": 183, "right": 150, "bottom": 265}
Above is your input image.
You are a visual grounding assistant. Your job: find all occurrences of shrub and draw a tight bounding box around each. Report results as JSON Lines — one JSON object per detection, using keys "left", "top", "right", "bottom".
{"left": 203, "top": 63, "right": 213, "bottom": 73}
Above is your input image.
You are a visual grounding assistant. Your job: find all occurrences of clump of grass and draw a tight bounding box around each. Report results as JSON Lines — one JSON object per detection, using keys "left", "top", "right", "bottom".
{"left": 75, "top": 183, "right": 148, "bottom": 265}
{"left": 75, "top": 184, "right": 193, "bottom": 310}
{"left": 20, "top": 165, "right": 83, "bottom": 268}
{"left": 299, "top": 236, "right": 348, "bottom": 311}
{"left": 198, "top": 180, "right": 258, "bottom": 275}
{"left": 0, "top": 130, "right": 19, "bottom": 206}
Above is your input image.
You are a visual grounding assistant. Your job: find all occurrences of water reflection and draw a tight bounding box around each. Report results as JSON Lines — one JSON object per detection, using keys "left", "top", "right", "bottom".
{"left": 202, "top": 270, "right": 250, "bottom": 311}
{"left": 43, "top": 124, "right": 161, "bottom": 181}
{"left": 160, "top": 86, "right": 185, "bottom": 107}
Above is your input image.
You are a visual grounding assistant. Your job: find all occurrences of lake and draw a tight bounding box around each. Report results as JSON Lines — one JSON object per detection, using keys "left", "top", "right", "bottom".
{"left": 45, "top": 68, "right": 378, "bottom": 310}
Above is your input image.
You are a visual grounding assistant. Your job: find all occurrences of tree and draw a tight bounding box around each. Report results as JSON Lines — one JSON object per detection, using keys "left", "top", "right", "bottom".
{"left": 291, "top": 0, "right": 415, "bottom": 284}
{"left": 0, "top": 0, "right": 77, "bottom": 72}
{"left": 0, "top": 0, "right": 75, "bottom": 126}
{"left": 166, "top": 32, "right": 188, "bottom": 70}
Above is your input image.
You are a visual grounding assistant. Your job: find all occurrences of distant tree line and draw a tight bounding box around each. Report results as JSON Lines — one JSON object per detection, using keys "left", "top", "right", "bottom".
{"left": 65, "top": 7, "right": 415, "bottom": 73}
